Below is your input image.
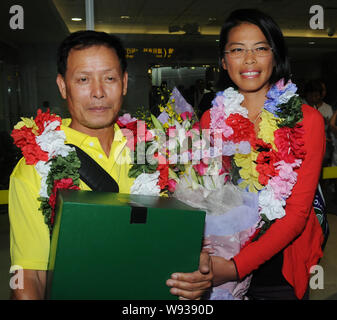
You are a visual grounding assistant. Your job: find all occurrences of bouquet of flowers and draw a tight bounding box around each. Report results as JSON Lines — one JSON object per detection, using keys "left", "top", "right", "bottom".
{"left": 117, "top": 87, "right": 260, "bottom": 300}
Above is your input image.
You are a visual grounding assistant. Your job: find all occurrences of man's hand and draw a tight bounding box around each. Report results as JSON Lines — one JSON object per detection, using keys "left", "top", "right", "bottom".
{"left": 10, "top": 269, "right": 46, "bottom": 300}
{"left": 166, "top": 252, "right": 213, "bottom": 300}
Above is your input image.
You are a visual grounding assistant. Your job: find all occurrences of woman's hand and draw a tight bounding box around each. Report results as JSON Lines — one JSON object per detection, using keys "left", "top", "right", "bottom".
{"left": 202, "top": 237, "right": 239, "bottom": 287}
{"left": 210, "top": 256, "right": 238, "bottom": 287}
{"left": 166, "top": 252, "right": 213, "bottom": 300}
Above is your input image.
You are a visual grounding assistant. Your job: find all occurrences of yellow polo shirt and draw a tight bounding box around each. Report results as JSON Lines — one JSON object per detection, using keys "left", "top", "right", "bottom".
{"left": 9, "top": 119, "right": 134, "bottom": 270}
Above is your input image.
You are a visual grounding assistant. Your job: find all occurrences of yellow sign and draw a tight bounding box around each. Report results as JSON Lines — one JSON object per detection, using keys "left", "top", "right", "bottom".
{"left": 126, "top": 48, "right": 175, "bottom": 59}
{"left": 126, "top": 48, "right": 139, "bottom": 59}
{"left": 0, "top": 190, "right": 8, "bottom": 205}
{"left": 322, "top": 166, "right": 337, "bottom": 179}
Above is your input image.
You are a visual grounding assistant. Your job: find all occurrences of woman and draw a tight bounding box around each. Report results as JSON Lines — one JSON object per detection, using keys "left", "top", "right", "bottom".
{"left": 168, "top": 9, "right": 325, "bottom": 300}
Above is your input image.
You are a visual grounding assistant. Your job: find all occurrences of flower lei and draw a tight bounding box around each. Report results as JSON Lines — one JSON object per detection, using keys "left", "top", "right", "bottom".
{"left": 209, "top": 79, "right": 305, "bottom": 236}
{"left": 11, "top": 109, "right": 81, "bottom": 232}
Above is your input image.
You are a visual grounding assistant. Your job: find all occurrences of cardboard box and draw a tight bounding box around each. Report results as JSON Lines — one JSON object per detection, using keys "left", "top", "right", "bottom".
{"left": 47, "top": 190, "right": 205, "bottom": 300}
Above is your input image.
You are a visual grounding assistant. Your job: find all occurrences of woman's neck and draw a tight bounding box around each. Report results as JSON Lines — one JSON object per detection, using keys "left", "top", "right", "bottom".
{"left": 240, "top": 86, "right": 270, "bottom": 121}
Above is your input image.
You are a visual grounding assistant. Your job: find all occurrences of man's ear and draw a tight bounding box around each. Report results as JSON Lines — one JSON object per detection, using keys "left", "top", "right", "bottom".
{"left": 56, "top": 74, "right": 67, "bottom": 99}
{"left": 221, "top": 58, "right": 227, "bottom": 71}
{"left": 122, "top": 71, "right": 128, "bottom": 96}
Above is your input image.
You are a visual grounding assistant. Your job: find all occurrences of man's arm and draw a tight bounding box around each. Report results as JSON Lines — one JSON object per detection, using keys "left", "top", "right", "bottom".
{"left": 11, "top": 270, "right": 46, "bottom": 300}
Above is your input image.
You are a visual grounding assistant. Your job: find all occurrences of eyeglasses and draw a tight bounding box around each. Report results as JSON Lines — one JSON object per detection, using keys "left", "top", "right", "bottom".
{"left": 224, "top": 46, "right": 273, "bottom": 58}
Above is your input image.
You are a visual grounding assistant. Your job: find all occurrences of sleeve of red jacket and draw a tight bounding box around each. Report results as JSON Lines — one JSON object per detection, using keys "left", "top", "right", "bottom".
{"left": 232, "top": 105, "right": 325, "bottom": 279}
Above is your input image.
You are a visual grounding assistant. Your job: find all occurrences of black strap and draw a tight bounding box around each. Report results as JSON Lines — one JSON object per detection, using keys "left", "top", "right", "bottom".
{"left": 313, "top": 183, "right": 329, "bottom": 250}
{"left": 67, "top": 144, "right": 119, "bottom": 193}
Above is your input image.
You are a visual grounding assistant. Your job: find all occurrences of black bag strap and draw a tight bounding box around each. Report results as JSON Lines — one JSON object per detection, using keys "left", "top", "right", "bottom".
{"left": 313, "top": 183, "right": 329, "bottom": 250}
{"left": 66, "top": 144, "right": 119, "bottom": 193}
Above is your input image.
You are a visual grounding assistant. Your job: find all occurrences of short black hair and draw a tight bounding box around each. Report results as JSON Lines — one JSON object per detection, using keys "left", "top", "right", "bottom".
{"left": 304, "top": 79, "right": 324, "bottom": 95}
{"left": 57, "top": 30, "right": 127, "bottom": 77}
{"left": 217, "top": 9, "right": 291, "bottom": 90}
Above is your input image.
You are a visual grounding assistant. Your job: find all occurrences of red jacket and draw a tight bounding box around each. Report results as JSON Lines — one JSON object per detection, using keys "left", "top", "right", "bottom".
{"left": 201, "top": 104, "right": 325, "bottom": 299}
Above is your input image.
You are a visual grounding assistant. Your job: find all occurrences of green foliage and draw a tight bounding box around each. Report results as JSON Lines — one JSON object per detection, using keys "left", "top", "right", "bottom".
{"left": 132, "top": 106, "right": 152, "bottom": 125}
{"left": 128, "top": 163, "right": 158, "bottom": 179}
{"left": 45, "top": 151, "right": 81, "bottom": 195}
{"left": 252, "top": 214, "right": 275, "bottom": 242}
{"left": 230, "top": 158, "right": 241, "bottom": 185}
{"left": 128, "top": 141, "right": 158, "bottom": 179}
{"left": 276, "top": 95, "right": 303, "bottom": 128}
{"left": 38, "top": 197, "right": 52, "bottom": 228}
{"left": 38, "top": 151, "right": 81, "bottom": 232}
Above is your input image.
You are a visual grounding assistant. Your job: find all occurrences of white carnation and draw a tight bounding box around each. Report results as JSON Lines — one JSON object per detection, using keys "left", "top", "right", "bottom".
{"left": 279, "top": 92, "right": 297, "bottom": 105}
{"left": 259, "top": 186, "right": 285, "bottom": 221}
{"left": 130, "top": 172, "right": 161, "bottom": 196}
{"left": 36, "top": 120, "right": 72, "bottom": 159}
{"left": 223, "top": 88, "right": 248, "bottom": 118}
{"left": 35, "top": 160, "right": 52, "bottom": 198}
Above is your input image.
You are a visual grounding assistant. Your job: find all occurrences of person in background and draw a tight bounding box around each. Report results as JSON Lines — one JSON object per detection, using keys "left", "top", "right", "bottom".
{"left": 304, "top": 79, "right": 333, "bottom": 123}
{"left": 330, "top": 110, "right": 337, "bottom": 167}
{"left": 304, "top": 79, "right": 334, "bottom": 168}
{"left": 197, "top": 81, "right": 216, "bottom": 119}
{"left": 0, "top": 131, "right": 21, "bottom": 190}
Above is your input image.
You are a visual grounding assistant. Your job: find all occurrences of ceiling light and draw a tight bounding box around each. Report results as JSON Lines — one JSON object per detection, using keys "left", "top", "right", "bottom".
{"left": 121, "top": 16, "right": 130, "bottom": 19}
{"left": 308, "top": 41, "right": 315, "bottom": 44}
{"left": 208, "top": 17, "right": 217, "bottom": 24}
{"left": 71, "top": 17, "right": 82, "bottom": 21}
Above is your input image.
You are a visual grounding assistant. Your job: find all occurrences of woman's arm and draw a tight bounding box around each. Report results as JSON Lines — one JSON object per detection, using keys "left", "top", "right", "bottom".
{"left": 232, "top": 106, "right": 325, "bottom": 279}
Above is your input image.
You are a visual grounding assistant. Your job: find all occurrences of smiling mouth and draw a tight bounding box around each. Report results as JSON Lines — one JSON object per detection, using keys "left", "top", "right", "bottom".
{"left": 240, "top": 71, "right": 261, "bottom": 78}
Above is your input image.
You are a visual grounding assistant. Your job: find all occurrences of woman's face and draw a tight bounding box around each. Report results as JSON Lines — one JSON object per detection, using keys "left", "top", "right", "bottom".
{"left": 222, "top": 23, "right": 275, "bottom": 96}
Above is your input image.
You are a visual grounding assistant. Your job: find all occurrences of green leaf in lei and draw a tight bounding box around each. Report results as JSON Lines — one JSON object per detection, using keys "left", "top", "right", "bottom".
{"left": 45, "top": 151, "right": 81, "bottom": 195}
{"left": 276, "top": 95, "right": 303, "bottom": 128}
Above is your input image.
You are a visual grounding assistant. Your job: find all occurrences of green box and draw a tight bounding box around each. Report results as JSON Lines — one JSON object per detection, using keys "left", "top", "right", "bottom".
{"left": 47, "top": 190, "right": 205, "bottom": 300}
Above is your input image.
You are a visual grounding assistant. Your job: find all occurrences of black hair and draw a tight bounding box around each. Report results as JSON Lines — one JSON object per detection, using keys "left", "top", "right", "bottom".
{"left": 304, "top": 79, "right": 324, "bottom": 95}
{"left": 216, "top": 9, "right": 291, "bottom": 90}
{"left": 57, "top": 30, "right": 127, "bottom": 77}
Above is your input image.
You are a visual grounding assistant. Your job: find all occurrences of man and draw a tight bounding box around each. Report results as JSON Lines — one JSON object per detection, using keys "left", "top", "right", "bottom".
{"left": 304, "top": 79, "right": 333, "bottom": 122}
{"left": 9, "top": 31, "right": 212, "bottom": 300}
{"left": 304, "top": 79, "right": 334, "bottom": 167}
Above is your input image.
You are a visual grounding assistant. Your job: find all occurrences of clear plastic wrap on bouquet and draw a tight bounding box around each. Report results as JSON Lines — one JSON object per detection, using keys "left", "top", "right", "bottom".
{"left": 173, "top": 177, "right": 260, "bottom": 300}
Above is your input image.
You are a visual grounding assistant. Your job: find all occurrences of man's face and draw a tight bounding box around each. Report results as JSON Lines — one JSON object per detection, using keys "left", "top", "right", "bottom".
{"left": 56, "top": 45, "right": 128, "bottom": 132}
{"left": 306, "top": 91, "right": 322, "bottom": 107}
